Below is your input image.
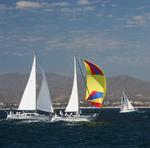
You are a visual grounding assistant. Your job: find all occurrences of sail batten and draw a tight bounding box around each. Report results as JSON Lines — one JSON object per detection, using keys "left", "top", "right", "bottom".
{"left": 65, "top": 57, "right": 79, "bottom": 113}
{"left": 18, "top": 55, "right": 36, "bottom": 110}
{"left": 83, "top": 60, "right": 106, "bottom": 107}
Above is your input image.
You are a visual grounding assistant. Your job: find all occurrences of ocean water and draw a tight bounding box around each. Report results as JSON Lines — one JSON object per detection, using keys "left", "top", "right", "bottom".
{"left": 0, "top": 108, "right": 150, "bottom": 148}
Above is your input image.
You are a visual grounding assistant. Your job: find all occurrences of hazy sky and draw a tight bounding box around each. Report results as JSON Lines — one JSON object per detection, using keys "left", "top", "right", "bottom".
{"left": 0, "top": 0, "right": 150, "bottom": 80}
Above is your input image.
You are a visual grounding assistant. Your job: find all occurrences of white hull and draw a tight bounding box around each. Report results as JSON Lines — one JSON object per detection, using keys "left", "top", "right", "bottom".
{"left": 6, "top": 112, "right": 51, "bottom": 121}
{"left": 120, "top": 109, "right": 137, "bottom": 113}
{"left": 51, "top": 115, "right": 96, "bottom": 122}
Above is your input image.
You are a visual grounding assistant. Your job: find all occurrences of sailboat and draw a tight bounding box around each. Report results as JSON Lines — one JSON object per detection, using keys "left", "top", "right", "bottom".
{"left": 52, "top": 57, "right": 106, "bottom": 122}
{"left": 120, "top": 91, "right": 137, "bottom": 113}
{"left": 6, "top": 55, "right": 54, "bottom": 121}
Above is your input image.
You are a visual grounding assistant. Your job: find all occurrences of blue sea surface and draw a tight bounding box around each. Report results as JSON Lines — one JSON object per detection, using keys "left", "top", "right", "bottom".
{"left": 0, "top": 108, "right": 150, "bottom": 148}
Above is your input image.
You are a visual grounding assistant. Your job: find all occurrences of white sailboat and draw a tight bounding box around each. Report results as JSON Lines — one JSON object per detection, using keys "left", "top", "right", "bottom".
{"left": 120, "top": 91, "right": 136, "bottom": 113}
{"left": 7, "top": 55, "right": 54, "bottom": 121}
{"left": 52, "top": 57, "right": 96, "bottom": 122}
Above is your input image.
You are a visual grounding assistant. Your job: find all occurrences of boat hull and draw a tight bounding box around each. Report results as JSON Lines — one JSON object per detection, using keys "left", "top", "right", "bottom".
{"left": 120, "top": 109, "right": 137, "bottom": 113}
{"left": 6, "top": 112, "right": 51, "bottom": 121}
{"left": 51, "top": 115, "right": 96, "bottom": 122}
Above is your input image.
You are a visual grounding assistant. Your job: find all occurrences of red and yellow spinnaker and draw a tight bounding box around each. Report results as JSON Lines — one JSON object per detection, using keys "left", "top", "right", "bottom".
{"left": 83, "top": 60, "right": 106, "bottom": 107}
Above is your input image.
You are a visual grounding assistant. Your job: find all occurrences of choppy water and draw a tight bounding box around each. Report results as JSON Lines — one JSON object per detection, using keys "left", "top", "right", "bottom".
{"left": 0, "top": 108, "right": 150, "bottom": 148}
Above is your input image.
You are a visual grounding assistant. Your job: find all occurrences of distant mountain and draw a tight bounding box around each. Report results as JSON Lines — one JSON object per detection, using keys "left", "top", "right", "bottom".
{"left": 107, "top": 75, "right": 150, "bottom": 102}
{"left": 0, "top": 73, "right": 150, "bottom": 105}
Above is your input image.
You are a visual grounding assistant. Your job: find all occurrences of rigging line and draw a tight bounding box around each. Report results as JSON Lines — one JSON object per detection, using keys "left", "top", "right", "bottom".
{"left": 76, "top": 57, "right": 91, "bottom": 99}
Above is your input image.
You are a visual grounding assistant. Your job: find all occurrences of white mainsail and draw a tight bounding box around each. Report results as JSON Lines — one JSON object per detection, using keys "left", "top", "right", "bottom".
{"left": 18, "top": 55, "right": 36, "bottom": 110}
{"left": 65, "top": 57, "right": 79, "bottom": 114}
{"left": 120, "top": 91, "right": 135, "bottom": 112}
{"left": 37, "top": 64, "right": 54, "bottom": 113}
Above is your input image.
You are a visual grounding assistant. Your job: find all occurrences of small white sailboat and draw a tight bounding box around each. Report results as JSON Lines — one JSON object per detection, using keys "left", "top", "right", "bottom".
{"left": 52, "top": 57, "right": 106, "bottom": 122}
{"left": 7, "top": 55, "right": 54, "bottom": 121}
{"left": 120, "top": 91, "right": 136, "bottom": 113}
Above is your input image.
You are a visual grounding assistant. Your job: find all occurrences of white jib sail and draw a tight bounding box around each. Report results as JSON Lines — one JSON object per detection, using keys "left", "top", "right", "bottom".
{"left": 37, "top": 63, "right": 54, "bottom": 113}
{"left": 126, "top": 95, "right": 134, "bottom": 110}
{"left": 18, "top": 55, "right": 36, "bottom": 110}
{"left": 65, "top": 57, "right": 79, "bottom": 113}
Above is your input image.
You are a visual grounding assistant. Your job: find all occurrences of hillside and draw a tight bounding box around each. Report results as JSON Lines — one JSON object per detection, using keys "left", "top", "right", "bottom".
{"left": 0, "top": 73, "right": 150, "bottom": 105}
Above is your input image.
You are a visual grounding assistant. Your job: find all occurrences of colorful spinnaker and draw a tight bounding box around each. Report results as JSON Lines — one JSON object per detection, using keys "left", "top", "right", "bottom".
{"left": 82, "top": 60, "right": 106, "bottom": 107}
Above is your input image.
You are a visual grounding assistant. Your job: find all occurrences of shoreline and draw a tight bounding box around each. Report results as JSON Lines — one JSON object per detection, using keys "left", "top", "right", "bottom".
{"left": 1, "top": 106, "right": 150, "bottom": 111}
{"left": 80, "top": 106, "right": 150, "bottom": 109}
